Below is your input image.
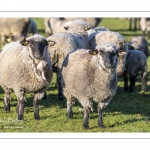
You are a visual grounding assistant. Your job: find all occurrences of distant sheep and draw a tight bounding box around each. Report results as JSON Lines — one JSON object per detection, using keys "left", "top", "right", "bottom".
{"left": 88, "top": 30, "right": 128, "bottom": 76}
{"left": 0, "top": 18, "right": 31, "bottom": 47}
{"left": 0, "top": 34, "right": 55, "bottom": 120}
{"left": 62, "top": 42, "right": 119, "bottom": 129}
{"left": 128, "top": 36, "right": 149, "bottom": 57}
{"left": 123, "top": 49, "right": 147, "bottom": 92}
{"left": 140, "top": 18, "right": 150, "bottom": 39}
{"left": 27, "top": 19, "right": 38, "bottom": 35}
{"left": 46, "top": 19, "right": 90, "bottom": 100}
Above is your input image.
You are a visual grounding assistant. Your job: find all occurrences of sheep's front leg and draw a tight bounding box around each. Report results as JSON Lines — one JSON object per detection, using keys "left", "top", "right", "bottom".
{"left": 98, "top": 103, "right": 104, "bottom": 128}
{"left": 83, "top": 107, "right": 89, "bottom": 129}
{"left": 15, "top": 89, "right": 26, "bottom": 120}
{"left": 33, "top": 92, "right": 44, "bottom": 120}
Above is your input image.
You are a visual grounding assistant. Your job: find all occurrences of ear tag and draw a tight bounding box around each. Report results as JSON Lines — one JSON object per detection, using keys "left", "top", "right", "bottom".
{"left": 92, "top": 51, "right": 97, "bottom": 55}
{"left": 6, "top": 38, "right": 12, "bottom": 43}
{"left": 24, "top": 41, "right": 29, "bottom": 46}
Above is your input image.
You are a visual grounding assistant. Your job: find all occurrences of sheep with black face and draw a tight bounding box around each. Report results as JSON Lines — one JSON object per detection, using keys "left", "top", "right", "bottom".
{"left": 0, "top": 34, "right": 55, "bottom": 120}
{"left": 62, "top": 42, "right": 118, "bottom": 129}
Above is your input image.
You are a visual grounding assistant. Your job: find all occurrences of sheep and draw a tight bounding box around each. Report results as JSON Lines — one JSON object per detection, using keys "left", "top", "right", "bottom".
{"left": 62, "top": 42, "right": 119, "bottom": 129}
{"left": 47, "top": 20, "right": 90, "bottom": 100}
{"left": 62, "top": 17, "right": 102, "bottom": 28}
{"left": 123, "top": 49, "right": 148, "bottom": 92}
{"left": 43, "top": 18, "right": 91, "bottom": 36}
{"left": 88, "top": 30, "right": 128, "bottom": 76}
{"left": 140, "top": 18, "right": 150, "bottom": 39}
{"left": 27, "top": 19, "right": 38, "bottom": 35}
{"left": 0, "top": 18, "right": 31, "bottom": 47}
{"left": 0, "top": 34, "right": 55, "bottom": 120}
{"left": 128, "top": 36, "right": 149, "bottom": 58}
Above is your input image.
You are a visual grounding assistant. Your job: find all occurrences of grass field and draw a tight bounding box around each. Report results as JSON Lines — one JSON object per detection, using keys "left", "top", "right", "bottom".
{"left": 0, "top": 18, "right": 150, "bottom": 133}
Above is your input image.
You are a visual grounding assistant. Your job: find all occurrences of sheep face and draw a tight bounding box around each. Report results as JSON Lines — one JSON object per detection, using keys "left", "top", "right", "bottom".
{"left": 90, "top": 43, "right": 118, "bottom": 69}
{"left": 20, "top": 39, "right": 51, "bottom": 59}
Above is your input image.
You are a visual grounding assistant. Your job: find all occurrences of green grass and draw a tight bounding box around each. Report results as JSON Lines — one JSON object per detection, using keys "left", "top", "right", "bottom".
{"left": 0, "top": 18, "right": 150, "bottom": 132}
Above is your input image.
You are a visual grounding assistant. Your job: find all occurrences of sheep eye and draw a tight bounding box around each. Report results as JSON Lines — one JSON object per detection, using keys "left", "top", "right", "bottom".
{"left": 100, "top": 50, "right": 105, "bottom": 54}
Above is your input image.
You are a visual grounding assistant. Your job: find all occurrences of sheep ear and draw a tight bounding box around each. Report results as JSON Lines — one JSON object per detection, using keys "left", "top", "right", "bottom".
{"left": 84, "top": 27, "right": 91, "bottom": 31}
{"left": 6, "top": 37, "right": 12, "bottom": 43}
{"left": 64, "top": 26, "right": 69, "bottom": 30}
{"left": 20, "top": 39, "right": 29, "bottom": 46}
{"left": 89, "top": 50, "right": 98, "bottom": 55}
{"left": 48, "top": 40, "right": 56, "bottom": 47}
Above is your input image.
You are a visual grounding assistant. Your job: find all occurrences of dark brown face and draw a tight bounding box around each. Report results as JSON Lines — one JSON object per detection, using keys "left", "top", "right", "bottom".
{"left": 29, "top": 39, "right": 48, "bottom": 59}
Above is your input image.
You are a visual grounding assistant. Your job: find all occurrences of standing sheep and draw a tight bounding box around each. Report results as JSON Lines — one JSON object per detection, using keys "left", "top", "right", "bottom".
{"left": 123, "top": 50, "right": 147, "bottom": 92}
{"left": 62, "top": 43, "right": 119, "bottom": 129}
{"left": 88, "top": 30, "right": 128, "bottom": 76}
{"left": 128, "top": 36, "right": 149, "bottom": 57}
{"left": 47, "top": 19, "right": 90, "bottom": 100}
{"left": 0, "top": 18, "right": 31, "bottom": 47}
{"left": 0, "top": 34, "right": 55, "bottom": 120}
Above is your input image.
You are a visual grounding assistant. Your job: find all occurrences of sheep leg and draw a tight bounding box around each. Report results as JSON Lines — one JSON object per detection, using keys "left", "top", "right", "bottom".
{"left": 82, "top": 107, "right": 89, "bottom": 129}
{"left": 67, "top": 101, "right": 73, "bottom": 118}
{"left": 4, "top": 90, "right": 11, "bottom": 113}
{"left": 141, "top": 71, "right": 147, "bottom": 92}
{"left": 98, "top": 103, "right": 104, "bottom": 128}
{"left": 33, "top": 92, "right": 43, "bottom": 120}
{"left": 57, "top": 69, "right": 64, "bottom": 100}
{"left": 129, "top": 75, "right": 136, "bottom": 92}
{"left": 123, "top": 70, "right": 128, "bottom": 91}
{"left": 15, "top": 90, "right": 26, "bottom": 120}
{"left": 42, "top": 92, "right": 47, "bottom": 100}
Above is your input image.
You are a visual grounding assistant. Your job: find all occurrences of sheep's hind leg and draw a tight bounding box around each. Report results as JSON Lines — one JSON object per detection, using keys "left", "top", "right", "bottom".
{"left": 98, "top": 102, "right": 104, "bottom": 128}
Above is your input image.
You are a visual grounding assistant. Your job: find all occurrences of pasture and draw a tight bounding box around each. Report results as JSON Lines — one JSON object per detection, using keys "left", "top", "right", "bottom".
{"left": 0, "top": 18, "right": 150, "bottom": 132}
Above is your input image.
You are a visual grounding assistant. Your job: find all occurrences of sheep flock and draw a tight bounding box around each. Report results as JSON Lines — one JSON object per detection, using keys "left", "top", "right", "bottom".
{"left": 0, "top": 17, "right": 149, "bottom": 130}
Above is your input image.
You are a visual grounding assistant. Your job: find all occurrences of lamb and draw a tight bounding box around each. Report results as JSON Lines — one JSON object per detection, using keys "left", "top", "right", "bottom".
{"left": 128, "top": 36, "right": 149, "bottom": 57}
{"left": 88, "top": 30, "right": 128, "bottom": 76}
{"left": 0, "top": 34, "right": 55, "bottom": 120}
{"left": 0, "top": 18, "right": 31, "bottom": 47}
{"left": 123, "top": 49, "right": 147, "bottom": 92}
{"left": 47, "top": 20, "right": 90, "bottom": 100}
{"left": 62, "top": 42, "right": 119, "bottom": 129}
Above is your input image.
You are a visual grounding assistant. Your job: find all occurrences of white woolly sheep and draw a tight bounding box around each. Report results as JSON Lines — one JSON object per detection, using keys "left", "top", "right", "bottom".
{"left": 128, "top": 36, "right": 149, "bottom": 57}
{"left": 62, "top": 42, "right": 119, "bottom": 129}
{"left": 46, "top": 19, "right": 91, "bottom": 100}
{"left": 0, "top": 34, "right": 55, "bottom": 120}
{"left": 88, "top": 30, "right": 128, "bottom": 76}
{"left": 0, "top": 18, "right": 31, "bottom": 47}
{"left": 123, "top": 49, "right": 148, "bottom": 92}
{"left": 140, "top": 18, "right": 150, "bottom": 39}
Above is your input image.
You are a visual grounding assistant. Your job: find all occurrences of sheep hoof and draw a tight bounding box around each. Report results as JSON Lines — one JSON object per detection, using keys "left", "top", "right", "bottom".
{"left": 4, "top": 104, "right": 10, "bottom": 112}
{"left": 18, "top": 115, "right": 24, "bottom": 120}
{"left": 34, "top": 113, "right": 40, "bottom": 120}
{"left": 58, "top": 95, "right": 64, "bottom": 100}
{"left": 98, "top": 125, "right": 105, "bottom": 128}
{"left": 82, "top": 125, "right": 89, "bottom": 129}
{"left": 67, "top": 111, "right": 73, "bottom": 119}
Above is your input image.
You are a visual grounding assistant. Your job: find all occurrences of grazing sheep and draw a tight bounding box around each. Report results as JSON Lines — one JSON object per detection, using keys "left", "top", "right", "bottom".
{"left": 62, "top": 43, "right": 119, "bottom": 129}
{"left": 123, "top": 50, "right": 147, "bottom": 92}
{"left": 0, "top": 34, "right": 55, "bottom": 120}
{"left": 128, "top": 36, "right": 149, "bottom": 57}
{"left": 140, "top": 18, "right": 150, "bottom": 39}
{"left": 88, "top": 30, "right": 128, "bottom": 76}
{"left": 0, "top": 18, "right": 31, "bottom": 47}
{"left": 46, "top": 19, "right": 91, "bottom": 100}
